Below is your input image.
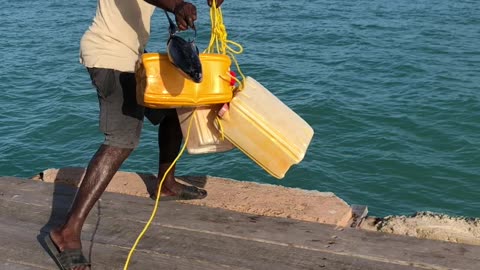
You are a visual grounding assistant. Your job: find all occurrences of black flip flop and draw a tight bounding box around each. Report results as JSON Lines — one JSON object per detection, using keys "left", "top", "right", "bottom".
{"left": 44, "top": 234, "right": 91, "bottom": 270}
{"left": 150, "top": 185, "right": 207, "bottom": 201}
{"left": 178, "top": 185, "right": 207, "bottom": 200}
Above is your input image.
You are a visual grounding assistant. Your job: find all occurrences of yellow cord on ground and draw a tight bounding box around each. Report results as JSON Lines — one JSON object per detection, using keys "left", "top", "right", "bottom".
{"left": 204, "top": 1, "right": 246, "bottom": 89}
{"left": 123, "top": 109, "right": 196, "bottom": 270}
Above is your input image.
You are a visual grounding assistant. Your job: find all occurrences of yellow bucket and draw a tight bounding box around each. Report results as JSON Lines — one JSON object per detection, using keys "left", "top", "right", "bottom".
{"left": 135, "top": 53, "right": 233, "bottom": 108}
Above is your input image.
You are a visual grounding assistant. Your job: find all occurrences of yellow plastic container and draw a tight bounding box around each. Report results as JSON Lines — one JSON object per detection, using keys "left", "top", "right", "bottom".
{"left": 217, "top": 77, "right": 314, "bottom": 179}
{"left": 136, "top": 53, "right": 233, "bottom": 108}
{"left": 177, "top": 105, "right": 235, "bottom": 154}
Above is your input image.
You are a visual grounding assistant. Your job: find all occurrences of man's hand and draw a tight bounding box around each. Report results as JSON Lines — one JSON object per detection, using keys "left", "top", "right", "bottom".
{"left": 207, "top": 0, "right": 224, "bottom": 7}
{"left": 174, "top": 2, "right": 197, "bottom": 30}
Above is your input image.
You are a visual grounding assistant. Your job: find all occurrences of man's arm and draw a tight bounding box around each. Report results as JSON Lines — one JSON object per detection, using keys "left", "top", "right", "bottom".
{"left": 144, "top": 0, "right": 181, "bottom": 12}
{"left": 144, "top": 0, "right": 225, "bottom": 30}
{"left": 144, "top": 0, "right": 197, "bottom": 30}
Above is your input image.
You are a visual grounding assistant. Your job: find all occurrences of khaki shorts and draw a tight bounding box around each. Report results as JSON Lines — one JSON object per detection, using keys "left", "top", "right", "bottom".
{"left": 87, "top": 67, "right": 174, "bottom": 149}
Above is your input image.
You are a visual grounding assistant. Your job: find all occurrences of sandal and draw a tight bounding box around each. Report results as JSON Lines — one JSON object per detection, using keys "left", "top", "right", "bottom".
{"left": 44, "top": 234, "right": 91, "bottom": 270}
{"left": 178, "top": 185, "right": 207, "bottom": 200}
{"left": 150, "top": 185, "right": 207, "bottom": 200}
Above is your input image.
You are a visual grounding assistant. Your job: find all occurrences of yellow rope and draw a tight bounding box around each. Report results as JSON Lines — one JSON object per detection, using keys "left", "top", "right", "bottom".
{"left": 123, "top": 108, "right": 196, "bottom": 270}
{"left": 124, "top": 3, "right": 243, "bottom": 267}
{"left": 204, "top": 1, "right": 246, "bottom": 89}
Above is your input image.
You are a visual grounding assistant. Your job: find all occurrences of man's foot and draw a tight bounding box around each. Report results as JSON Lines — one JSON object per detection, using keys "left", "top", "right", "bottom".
{"left": 44, "top": 231, "right": 90, "bottom": 270}
{"left": 49, "top": 229, "right": 82, "bottom": 251}
{"left": 151, "top": 183, "right": 207, "bottom": 200}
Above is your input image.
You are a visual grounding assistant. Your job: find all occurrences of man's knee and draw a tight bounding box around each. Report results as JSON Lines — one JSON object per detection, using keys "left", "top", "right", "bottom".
{"left": 103, "top": 135, "right": 140, "bottom": 149}
{"left": 103, "top": 123, "right": 143, "bottom": 149}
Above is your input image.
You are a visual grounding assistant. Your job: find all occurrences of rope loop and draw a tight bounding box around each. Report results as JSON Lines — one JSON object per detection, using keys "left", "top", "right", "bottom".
{"left": 204, "top": 2, "right": 246, "bottom": 89}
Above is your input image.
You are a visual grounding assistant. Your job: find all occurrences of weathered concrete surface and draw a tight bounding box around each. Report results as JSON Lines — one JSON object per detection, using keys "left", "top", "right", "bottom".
{"left": 30, "top": 168, "right": 480, "bottom": 246}
{"left": 361, "top": 213, "right": 480, "bottom": 246}
{"left": 31, "top": 167, "right": 353, "bottom": 226}
{"left": 2, "top": 177, "right": 480, "bottom": 270}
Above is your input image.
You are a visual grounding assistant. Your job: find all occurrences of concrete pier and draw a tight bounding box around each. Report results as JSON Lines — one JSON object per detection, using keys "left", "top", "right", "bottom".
{"left": 1, "top": 176, "right": 480, "bottom": 269}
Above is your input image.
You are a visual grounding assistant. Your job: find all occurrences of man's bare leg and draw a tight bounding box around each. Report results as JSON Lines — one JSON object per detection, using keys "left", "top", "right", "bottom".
{"left": 49, "top": 144, "right": 132, "bottom": 268}
{"left": 156, "top": 111, "right": 206, "bottom": 199}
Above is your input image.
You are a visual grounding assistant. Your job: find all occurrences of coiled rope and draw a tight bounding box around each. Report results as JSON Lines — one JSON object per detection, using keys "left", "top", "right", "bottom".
{"left": 204, "top": 1, "right": 246, "bottom": 89}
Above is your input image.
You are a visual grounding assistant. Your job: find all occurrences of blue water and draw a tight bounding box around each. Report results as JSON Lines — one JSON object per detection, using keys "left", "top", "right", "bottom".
{"left": 1, "top": 0, "right": 479, "bottom": 218}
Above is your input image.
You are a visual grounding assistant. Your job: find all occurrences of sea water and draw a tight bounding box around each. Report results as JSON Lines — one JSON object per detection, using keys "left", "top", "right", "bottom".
{"left": 0, "top": 0, "right": 479, "bottom": 217}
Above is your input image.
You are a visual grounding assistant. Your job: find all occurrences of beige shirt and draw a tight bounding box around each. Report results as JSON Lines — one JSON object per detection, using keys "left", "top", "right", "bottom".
{"left": 80, "top": 0, "right": 156, "bottom": 72}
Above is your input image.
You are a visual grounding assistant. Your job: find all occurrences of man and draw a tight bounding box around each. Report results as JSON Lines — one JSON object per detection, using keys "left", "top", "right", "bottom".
{"left": 45, "top": 0, "right": 224, "bottom": 269}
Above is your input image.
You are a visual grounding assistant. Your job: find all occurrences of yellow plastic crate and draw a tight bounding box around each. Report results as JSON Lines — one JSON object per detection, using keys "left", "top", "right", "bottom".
{"left": 135, "top": 53, "right": 234, "bottom": 108}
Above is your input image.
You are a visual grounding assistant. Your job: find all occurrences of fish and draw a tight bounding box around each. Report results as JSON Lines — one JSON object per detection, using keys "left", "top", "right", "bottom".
{"left": 165, "top": 11, "right": 203, "bottom": 83}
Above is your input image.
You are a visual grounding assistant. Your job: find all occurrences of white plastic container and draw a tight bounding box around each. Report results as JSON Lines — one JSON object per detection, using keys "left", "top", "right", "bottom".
{"left": 177, "top": 105, "right": 235, "bottom": 154}
{"left": 217, "top": 77, "right": 314, "bottom": 179}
